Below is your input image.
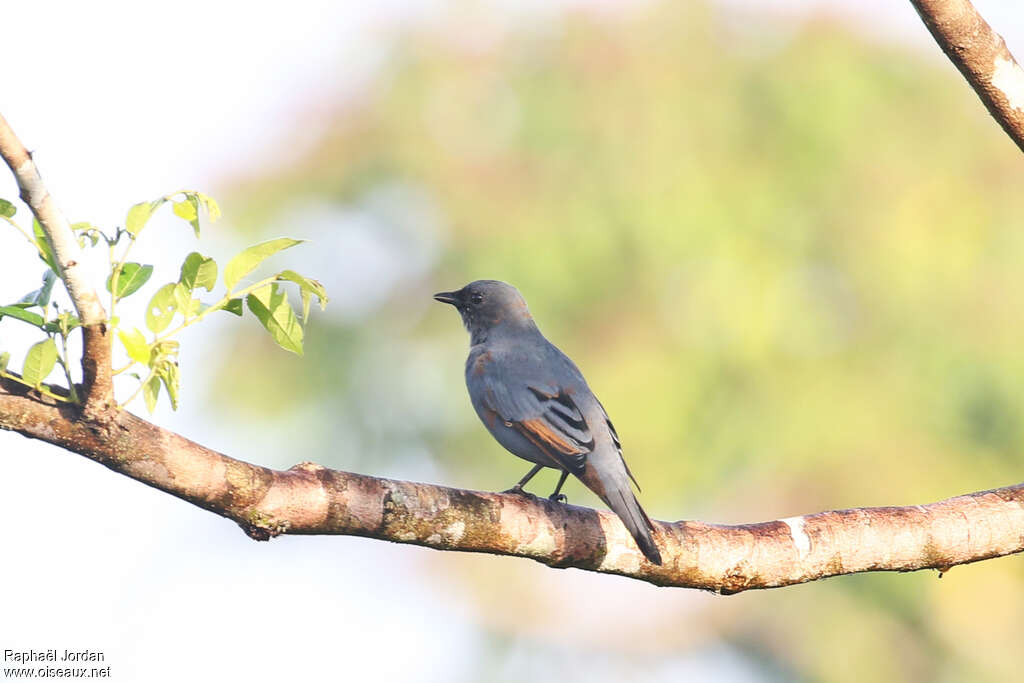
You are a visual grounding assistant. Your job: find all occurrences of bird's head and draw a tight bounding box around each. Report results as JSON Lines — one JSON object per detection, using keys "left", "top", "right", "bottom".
{"left": 434, "top": 280, "right": 535, "bottom": 342}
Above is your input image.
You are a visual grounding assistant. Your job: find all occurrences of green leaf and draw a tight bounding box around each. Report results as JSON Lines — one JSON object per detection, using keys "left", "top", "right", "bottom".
{"left": 125, "top": 199, "right": 165, "bottom": 237}
{"left": 22, "top": 338, "right": 58, "bottom": 387}
{"left": 118, "top": 327, "right": 150, "bottom": 365}
{"left": 223, "top": 298, "right": 244, "bottom": 316}
{"left": 172, "top": 196, "right": 201, "bottom": 237}
{"left": 196, "top": 192, "right": 221, "bottom": 223}
{"left": 107, "top": 263, "right": 154, "bottom": 299}
{"left": 145, "top": 283, "right": 178, "bottom": 333}
{"left": 0, "top": 305, "right": 45, "bottom": 328}
{"left": 156, "top": 361, "right": 180, "bottom": 410}
{"left": 224, "top": 238, "right": 303, "bottom": 292}
{"left": 16, "top": 271, "right": 58, "bottom": 309}
{"left": 172, "top": 283, "right": 191, "bottom": 312}
{"left": 0, "top": 198, "right": 15, "bottom": 217}
{"left": 179, "top": 252, "right": 218, "bottom": 292}
{"left": 151, "top": 339, "right": 180, "bottom": 361}
{"left": 0, "top": 351, "right": 10, "bottom": 372}
{"left": 55, "top": 312, "right": 77, "bottom": 337}
{"left": 71, "top": 222, "right": 102, "bottom": 247}
{"left": 32, "top": 219, "right": 59, "bottom": 272}
{"left": 42, "top": 315, "right": 80, "bottom": 335}
{"left": 37, "top": 271, "right": 57, "bottom": 308}
{"left": 143, "top": 375, "right": 161, "bottom": 413}
{"left": 276, "top": 270, "right": 328, "bottom": 322}
{"left": 246, "top": 284, "right": 304, "bottom": 355}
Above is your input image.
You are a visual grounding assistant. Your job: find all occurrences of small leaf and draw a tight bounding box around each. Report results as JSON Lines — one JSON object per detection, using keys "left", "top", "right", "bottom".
{"left": 55, "top": 312, "right": 76, "bottom": 337}
{"left": 196, "top": 192, "right": 221, "bottom": 223}
{"left": 32, "top": 219, "right": 59, "bottom": 272}
{"left": 38, "top": 271, "right": 57, "bottom": 307}
{"left": 223, "top": 298, "right": 244, "bottom": 316}
{"left": 72, "top": 223, "right": 102, "bottom": 247}
{"left": 156, "top": 361, "right": 180, "bottom": 410}
{"left": 0, "top": 351, "right": 9, "bottom": 372}
{"left": 276, "top": 270, "right": 328, "bottom": 322}
{"left": 0, "top": 305, "right": 45, "bottom": 328}
{"left": 179, "top": 252, "right": 218, "bottom": 292}
{"left": 42, "top": 315, "right": 81, "bottom": 335}
{"left": 22, "top": 338, "right": 58, "bottom": 387}
{"left": 246, "top": 284, "right": 303, "bottom": 355}
{"left": 172, "top": 197, "right": 197, "bottom": 221}
{"left": 224, "top": 238, "right": 303, "bottom": 292}
{"left": 172, "top": 282, "right": 190, "bottom": 311}
{"left": 145, "top": 283, "right": 178, "bottom": 333}
{"left": 125, "top": 199, "right": 166, "bottom": 237}
{"left": 172, "top": 196, "right": 201, "bottom": 237}
{"left": 118, "top": 328, "right": 150, "bottom": 365}
{"left": 107, "top": 263, "right": 154, "bottom": 299}
{"left": 16, "top": 271, "right": 58, "bottom": 309}
{"left": 151, "top": 339, "right": 180, "bottom": 362}
{"left": 143, "top": 375, "right": 161, "bottom": 413}
{"left": 0, "top": 198, "right": 15, "bottom": 217}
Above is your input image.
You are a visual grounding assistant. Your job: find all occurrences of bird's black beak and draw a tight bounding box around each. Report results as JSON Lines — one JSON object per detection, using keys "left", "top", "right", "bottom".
{"left": 433, "top": 290, "right": 459, "bottom": 306}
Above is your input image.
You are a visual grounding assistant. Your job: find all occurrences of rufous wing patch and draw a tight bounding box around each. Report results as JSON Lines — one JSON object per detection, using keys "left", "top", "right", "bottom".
{"left": 511, "top": 419, "right": 587, "bottom": 473}
{"left": 518, "top": 418, "right": 589, "bottom": 456}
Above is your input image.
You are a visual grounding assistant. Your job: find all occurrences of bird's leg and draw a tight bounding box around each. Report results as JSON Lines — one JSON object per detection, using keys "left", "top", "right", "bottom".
{"left": 503, "top": 463, "right": 544, "bottom": 495}
{"left": 548, "top": 470, "right": 570, "bottom": 503}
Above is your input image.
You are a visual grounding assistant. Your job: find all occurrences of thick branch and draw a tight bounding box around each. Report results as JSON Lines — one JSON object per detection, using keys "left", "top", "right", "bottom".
{"left": 0, "top": 114, "right": 112, "bottom": 413}
{"left": 911, "top": 0, "right": 1024, "bottom": 153}
{"left": 2, "top": 379, "right": 1021, "bottom": 592}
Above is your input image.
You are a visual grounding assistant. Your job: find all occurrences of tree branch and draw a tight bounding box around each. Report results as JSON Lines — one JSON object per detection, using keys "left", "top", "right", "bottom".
{"left": 2, "top": 377, "right": 1021, "bottom": 592}
{"left": 910, "top": 0, "right": 1024, "bottom": 153}
{"left": 0, "top": 114, "right": 113, "bottom": 414}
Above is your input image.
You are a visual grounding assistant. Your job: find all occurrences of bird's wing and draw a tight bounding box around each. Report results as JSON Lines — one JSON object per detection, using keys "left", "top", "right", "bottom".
{"left": 479, "top": 374, "right": 594, "bottom": 474}
{"left": 598, "top": 401, "right": 641, "bottom": 491}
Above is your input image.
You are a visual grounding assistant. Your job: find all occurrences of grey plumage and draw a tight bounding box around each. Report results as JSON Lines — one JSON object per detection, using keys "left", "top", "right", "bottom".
{"left": 435, "top": 280, "right": 662, "bottom": 565}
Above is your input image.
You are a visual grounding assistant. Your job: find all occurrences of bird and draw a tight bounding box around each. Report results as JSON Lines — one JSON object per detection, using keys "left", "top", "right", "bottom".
{"left": 434, "top": 279, "right": 662, "bottom": 565}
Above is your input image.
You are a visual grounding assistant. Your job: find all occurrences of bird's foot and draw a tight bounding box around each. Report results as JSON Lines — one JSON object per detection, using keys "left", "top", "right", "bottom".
{"left": 548, "top": 493, "right": 567, "bottom": 503}
{"left": 502, "top": 485, "right": 528, "bottom": 495}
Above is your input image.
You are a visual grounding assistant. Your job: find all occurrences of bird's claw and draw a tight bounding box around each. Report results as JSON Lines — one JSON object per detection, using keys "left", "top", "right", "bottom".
{"left": 548, "top": 493, "right": 567, "bottom": 503}
{"left": 502, "top": 485, "right": 527, "bottom": 495}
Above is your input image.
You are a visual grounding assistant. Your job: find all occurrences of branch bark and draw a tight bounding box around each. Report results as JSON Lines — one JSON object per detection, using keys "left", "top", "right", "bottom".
{"left": 0, "top": 114, "right": 113, "bottom": 415}
{"left": 2, "top": 378, "right": 1021, "bottom": 592}
{"left": 911, "top": 0, "right": 1024, "bottom": 153}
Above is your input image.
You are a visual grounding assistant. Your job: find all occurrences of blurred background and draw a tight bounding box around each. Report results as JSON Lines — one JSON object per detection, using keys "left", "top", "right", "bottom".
{"left": 2, "top": 1, "right": 1023, "bottom": 681}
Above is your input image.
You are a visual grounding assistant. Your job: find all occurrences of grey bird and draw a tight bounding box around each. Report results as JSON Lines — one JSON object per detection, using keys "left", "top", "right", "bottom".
{"left": 435, "top": 280, "right": 662, "bottom": 565}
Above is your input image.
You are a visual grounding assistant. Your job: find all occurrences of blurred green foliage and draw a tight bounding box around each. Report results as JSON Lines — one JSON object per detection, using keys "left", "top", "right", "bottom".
{"left": 218, "top": 3, "right": 1023, "bottom": 680}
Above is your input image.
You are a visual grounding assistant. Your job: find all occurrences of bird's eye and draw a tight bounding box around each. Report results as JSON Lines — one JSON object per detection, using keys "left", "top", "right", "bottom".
{"left": 470, "top": 292, "right": 484, "bottom": 305}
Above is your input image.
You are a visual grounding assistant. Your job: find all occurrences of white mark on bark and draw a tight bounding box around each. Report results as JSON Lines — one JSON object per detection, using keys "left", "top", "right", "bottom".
{"left": 782, "top": 516, "right": 811, "bottom": 556}
{"left": 992, "top": 56, "right": 1024, "bottom": 112}
{"left": 444, "top": 520, "right": 465, "bottom": 543}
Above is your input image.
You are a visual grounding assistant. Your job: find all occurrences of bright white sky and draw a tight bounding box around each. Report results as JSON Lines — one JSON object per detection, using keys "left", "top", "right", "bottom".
{"left": 1, "top": 2, "right": 1021, "bottom": 681}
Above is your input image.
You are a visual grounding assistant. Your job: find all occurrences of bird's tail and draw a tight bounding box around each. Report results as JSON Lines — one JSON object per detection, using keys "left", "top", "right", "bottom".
{"left": 609, "top": 487, "right": 663, "bottom": 565}
{"left": 581, "top": 464, "right": 663, "bottom": 565}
